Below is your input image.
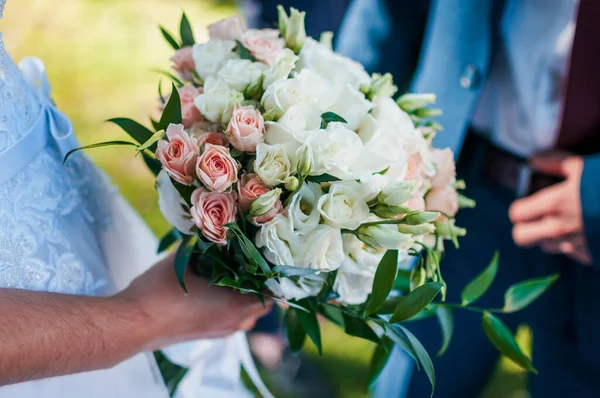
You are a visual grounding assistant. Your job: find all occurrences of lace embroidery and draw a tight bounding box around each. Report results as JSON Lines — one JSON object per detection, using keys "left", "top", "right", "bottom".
{"left": 0, "top": 34, "right": 41, "bottom": 152}
{"left": 0, "top": 144, "right": 115, "bottom": 295}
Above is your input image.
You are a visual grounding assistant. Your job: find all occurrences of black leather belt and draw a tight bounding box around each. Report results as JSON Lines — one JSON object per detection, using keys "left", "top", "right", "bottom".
{"left": 460, "top": 132, "right": 564, "bottom": 197}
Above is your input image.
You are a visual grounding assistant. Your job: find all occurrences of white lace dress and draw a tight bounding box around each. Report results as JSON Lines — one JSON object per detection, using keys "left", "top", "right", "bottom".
{"left": 0, "top": 1, "right": 260, "bottom": 397}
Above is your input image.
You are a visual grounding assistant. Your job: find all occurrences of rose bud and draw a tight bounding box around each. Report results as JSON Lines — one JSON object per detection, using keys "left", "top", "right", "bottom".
{"left": 249, "top": 188, "right": 282, "bottom": 216}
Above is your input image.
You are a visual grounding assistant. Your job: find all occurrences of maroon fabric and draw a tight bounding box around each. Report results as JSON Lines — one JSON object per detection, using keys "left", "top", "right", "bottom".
{"left": 556, "top": 0, "right": 600, "bottom": 150}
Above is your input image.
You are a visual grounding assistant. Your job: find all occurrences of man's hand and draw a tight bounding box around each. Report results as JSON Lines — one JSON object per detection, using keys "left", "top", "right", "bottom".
{"left": 509, "top": 152, "right": 591, "bottom": 265}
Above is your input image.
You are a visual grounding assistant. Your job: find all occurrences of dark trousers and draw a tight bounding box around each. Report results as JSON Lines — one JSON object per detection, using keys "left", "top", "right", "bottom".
{"left": 402, "top": 143, "right": 600, "bottom": 397}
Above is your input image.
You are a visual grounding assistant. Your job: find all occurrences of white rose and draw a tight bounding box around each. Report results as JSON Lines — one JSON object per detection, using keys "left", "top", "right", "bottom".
{"left": 349, "top": 97, "right": 411, "bottom": 176}
{"left": 263, "top": 48, "right": 299, "bottom": 88}
{"left": 256, "top": 214, "right": 298, "bottom": 266}
{"left": 318, "top": 180, "right": 370, "bottom": 230}
{"left": 156, "top": 171, "right": 195, "bottom": 234}
{"left": 192, "top": 40, "right": 237, "bottom": 79}
{"left": 326, "top": 83, "right": 373, "bottom": 131}
{"left": 304, "top": 122, "right": 363, "bottom": 178}
{"left": 298, "top": 224, "right": 344, "bottom": 272}
{"left": 208, "top": 16, "right": 245, "bottom": 41}
{"left": 217, "top": 59, "right": 267, "bottom": 92}
{"left": 360, "top": 161, "right": 410, "bottom": 201}
{"left": 263, "top": 122, "right": 303, "bottom": 167}
{"left": 287, "top": 182, "right": 323, "bottom": 234}
{"left": 265, "top": 276, "right": 325, "bottom": 301}
{"left": 278, "top": 104, "right": 322, "bottom": 136}
{"left": 261, "top": 78, "right": 307, "bottom": 120}
{"left": 263, "top": 104, "right": 321, "bottom": 162}
{"left": 254, "top": 143, "right": 292, "bottom": 187}
{"left": 294, "top": 69, "right": 338, "bottom": 110}
{"left": 334, "top": 234, "right": 385, "bottom": 305}
{"left": 194, "top": 76, "right": 243, "bottom": 123}
{"left": 297, "top": 38, "right": 370, "bottom": 90}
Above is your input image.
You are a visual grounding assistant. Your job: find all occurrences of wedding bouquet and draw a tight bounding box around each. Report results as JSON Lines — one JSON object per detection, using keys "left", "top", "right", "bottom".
{"left": 68, "top": 7, "right": 558, "bottom": 395}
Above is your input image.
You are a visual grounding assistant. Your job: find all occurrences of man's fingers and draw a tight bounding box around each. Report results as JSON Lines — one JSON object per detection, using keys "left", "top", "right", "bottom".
{"left": 512, "top": 216, "right": 577, "bottom": 247}
{"left": 530, "top": 152, "right": 572, "bottom": 177}
{"left": 509, "top": 184, "right": 564, "bottom": 223}
{"left": 540, "top": 239, "right": 575, "bottom": 254}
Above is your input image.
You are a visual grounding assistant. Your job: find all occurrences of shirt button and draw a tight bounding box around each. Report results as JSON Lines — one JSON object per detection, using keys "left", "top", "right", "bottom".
{"left": 460, "top": 64, "right": 479, "bottom": 89}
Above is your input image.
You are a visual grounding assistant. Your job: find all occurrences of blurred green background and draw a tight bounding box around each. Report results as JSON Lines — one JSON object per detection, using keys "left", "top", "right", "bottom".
{"left": 0, "top": 1, "right": 530, "bottom": 397}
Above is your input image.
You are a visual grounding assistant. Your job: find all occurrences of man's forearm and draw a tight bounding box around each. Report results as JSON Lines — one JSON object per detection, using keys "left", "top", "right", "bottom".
{"left": 0, "top": 288, "right": 153, "bottom": 386}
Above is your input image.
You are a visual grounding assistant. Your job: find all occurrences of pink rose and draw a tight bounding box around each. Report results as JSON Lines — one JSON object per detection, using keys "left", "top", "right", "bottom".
{"left": 425, "top": 186, "right": 459, "bottom": 217}
{"left": 155, "top": 123, "right": 199, "bottom": 186}
{"left": 405, "top": 153, "right": 423, "bottom": 180}
{"left": 430, "top": 148, "right": 456, "bottom": 188}
{"left": 251, "top": 199, "right": 283, "bottom": 225}
{"left": 225, "top": 105, "right": 265, "bottom": 152}
{"left": 405, "top": 195, "right": 426, "bottom": 212}
{"left": 171, "top": 47, "right": 196, "bottom": 81}
{"left": 237, "top": 174, "right": 270, "bottom": 212}
{"left": 196, "top": 144, "right": 239, "bottom": 192}
{"left": 178, "top": 85, "right": 203, "bottom": 128}
{"left": 197, "top": 131, "right": 229, "bottom": 147}
{"left": 190, "top": 188, "right": 237, "bottom": 246}
{"left": 242, "top": 29, "right": 285, "bottom": 65}
{"left": 208, "top": 16, "right": 245, "bottom": 41}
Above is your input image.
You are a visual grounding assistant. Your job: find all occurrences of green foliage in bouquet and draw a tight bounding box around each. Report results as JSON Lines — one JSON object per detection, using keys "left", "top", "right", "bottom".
{"left": 65, "top": 9, "right": 559, "bottom": 396}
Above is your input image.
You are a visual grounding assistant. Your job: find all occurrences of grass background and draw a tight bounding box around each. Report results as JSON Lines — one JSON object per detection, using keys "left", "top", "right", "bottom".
{"left": 1, "top": 1, "right": 531, "bottom": 396}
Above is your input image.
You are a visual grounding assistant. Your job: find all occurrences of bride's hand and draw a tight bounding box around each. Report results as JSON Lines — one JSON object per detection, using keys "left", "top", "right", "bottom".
{"left": 119, "top": 251, "right": 272, "bottom": 349}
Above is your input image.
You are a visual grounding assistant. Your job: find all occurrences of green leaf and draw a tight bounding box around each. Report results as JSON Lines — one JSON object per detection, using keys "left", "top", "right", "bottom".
{"left": 160, "top": 26, "right": 180, "bottom": 50}
{"left": 179, "top": 13, "right": 195, "bottom": 46}
{"left": 225, "top": 223, "right": 272, "bottom": 277}
{"left": 157, "top": 228, "right": 182, "bottom": 253}
{"left": 367, "top": 337, "right": 394, "bottom": 389}
{"left": 150, "top": 118, "right": 161, "bottom": 132}
{"left": 320, "top": 111, "right": 348, "bottom": 128}
{"left": 285, "top": 309, "right": 306, "bottom": 352}
{"left": 366, "top": 250, "right": 399, "bottom": 315}
{"left": 272, "top": 265, "right": 323, "bottom": 281}
{"left": 172, "top": 180, "right": 196, "bottom": 207}
{"left": 460, "top": 251, "right": 499, "bottom": 306}
{"left": 295, "top": 300, "right": 322, "bottom": 354}
{"left": 502, "top": 274, "right": 559, "bottom": 313}
{"left": 107, "top": 117, "right": 155, "bottom": 145}
{"left": 236, "top": 40, "right": 257, "bottom": 61}
{"left": 215, "top": 276, "right": 243, "bottom": 289}
{"left": 304, "top": 173, "right": 341, "bottom": 183}
{"left": 63, "top": 141, "right": 137, "bottom": 164}
{"left": 320, "top": 304, "right": 345, "bottom": 327}
{"left": 174, "top": 234, "right": 198, "bottom": 293}
{"left": 394, "top": 269, "right": 412, "bottom": 293}
{"left": 142, "top": 152, "right": 162, "bottom": 176}
{"left": 150, "top": 69, "right": 184, "bottom": 87}
{"left": 157, "top": 84, "right": 182, "bottom": 131}
{"left": 482, "top": 311, "right": 536, "bottom": 372}
{"left": 387, "top": 324, "right": 435, "bottom": 396}
{"left": 196, "top": 238, "right": 214, "bottom": 254}
{"left": 137, "top": 129, "right": 166, "bottom": 153}
{"left": 342, "top": 314, "right": 380, "bottom": 344}
{"left": 435, "top": 306, "right": 453, "bottom": 356}
{"left": 390, "top": 282, "right": 443, "bottom": 323}
{"left": 375, "top": 296, "right": 402, "bottom": 315}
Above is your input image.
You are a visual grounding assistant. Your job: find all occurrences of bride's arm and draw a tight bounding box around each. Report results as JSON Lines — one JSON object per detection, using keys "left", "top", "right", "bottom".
{"left": 0, "top": 253, "right": 270, "bottom": 386}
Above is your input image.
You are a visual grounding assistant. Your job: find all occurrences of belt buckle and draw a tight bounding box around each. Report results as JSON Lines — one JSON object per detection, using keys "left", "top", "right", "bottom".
{"left": 516, "top": 164, "right": 532, "bottom": 198}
